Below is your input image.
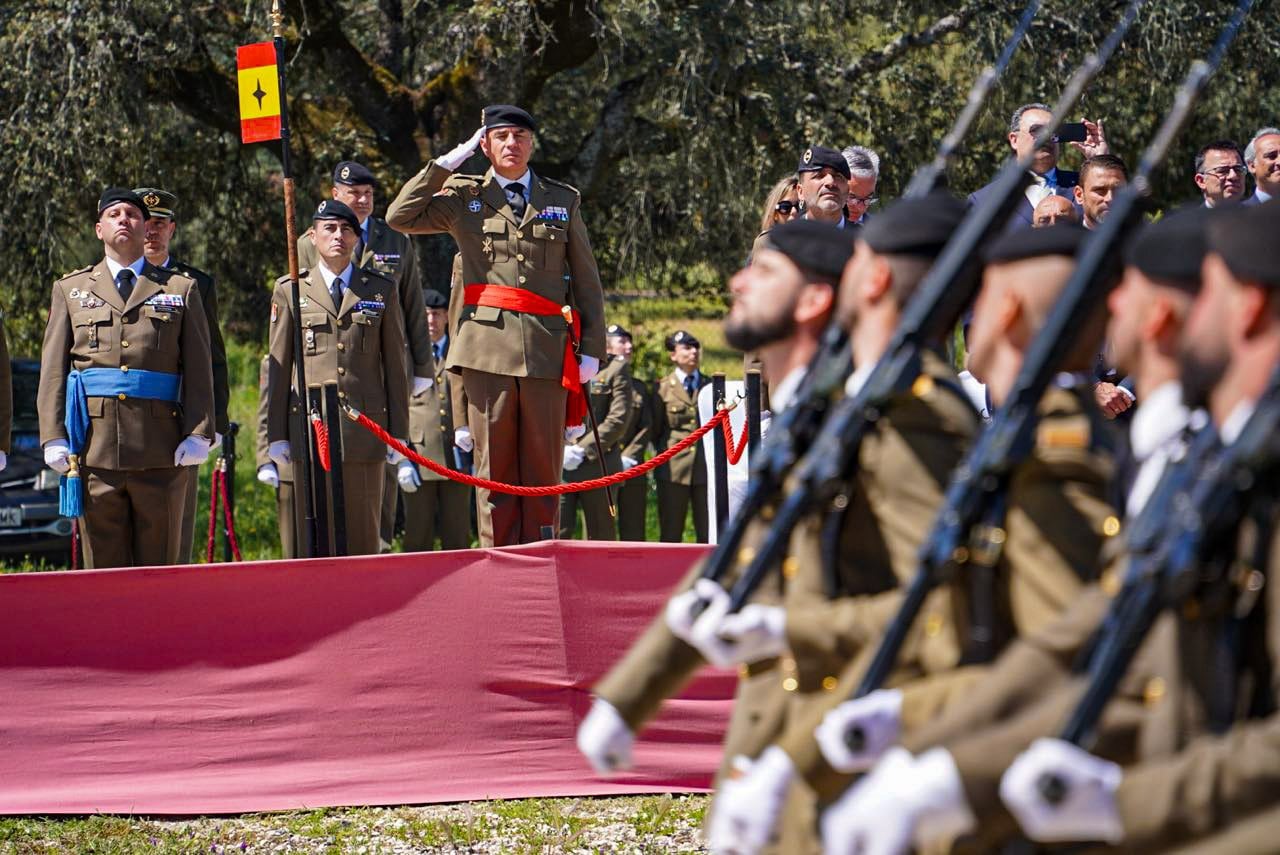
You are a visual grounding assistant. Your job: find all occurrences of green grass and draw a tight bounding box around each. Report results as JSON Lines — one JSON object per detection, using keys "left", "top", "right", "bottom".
{"left": 0, "top": 795, "right": 710, "bottom": 853}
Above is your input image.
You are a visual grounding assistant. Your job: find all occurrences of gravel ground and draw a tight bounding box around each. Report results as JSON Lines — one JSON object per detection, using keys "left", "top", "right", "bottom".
{"left": 0, "top": 795, "right": 710, "bottom": 854}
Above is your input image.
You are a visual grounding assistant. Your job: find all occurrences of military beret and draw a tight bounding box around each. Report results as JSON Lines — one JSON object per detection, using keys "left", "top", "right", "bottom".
{"left": 1208, "top": 199, "right": 1280, "bottom": 287}
{"left": 423, "top": 289, "right": 448, "bottom": 309}
{"left": 983, "top": 222, "right": 1088, "bottom": 264}
{"left": 666, "top": 330, "right": 701, "bottom": 351}
{"left": 763, "top": 219, "right": 855, "bottom": 280}
{"left": 797, "top": 145, "right": 852, "bottom": 180}
{"left": 313, "top": 199, "right": 360, "bottom": 230}
{"left": 132, "top": 187, "right": 177, "bottom": 220}
{"left": 483, "top": 104, "right": 537, "bottom": 133}
{"left": 333, "top": 161, "right": 377, "bottom": 186}
{"left": 606, "top": 323, "right": 632, "bottom": 339}
{"left": 97, "top": 187, "right": 149, "bottom": 221}
{"left": 862, "top": 192, "right": 966, "bottom": 258}
{"left": 1123, "top": 206, "right": 1210, "bottom": 289}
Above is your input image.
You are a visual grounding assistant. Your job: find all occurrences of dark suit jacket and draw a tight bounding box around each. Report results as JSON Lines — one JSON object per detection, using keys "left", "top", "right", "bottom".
{"left": 967, "top": 168, "right": 1081, "bottom": 231}
{"left": 1242, "top": 192, "right": 1267, "bottom": 207}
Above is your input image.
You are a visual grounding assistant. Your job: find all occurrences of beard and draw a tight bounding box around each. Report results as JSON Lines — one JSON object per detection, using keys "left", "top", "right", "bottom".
{"left": 724, "top": 308, "right": 797, "bottom": 353}
{"left": 1177, "top": 347, "right": 1228, "bottom": 411}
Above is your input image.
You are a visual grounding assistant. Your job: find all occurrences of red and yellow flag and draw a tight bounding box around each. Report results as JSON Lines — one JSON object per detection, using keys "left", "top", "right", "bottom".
{"left": 237, "top": 42, "right": 281, "bottom": 144}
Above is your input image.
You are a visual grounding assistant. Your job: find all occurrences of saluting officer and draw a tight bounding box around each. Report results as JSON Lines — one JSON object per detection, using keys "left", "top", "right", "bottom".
{"left": 607, "top": 324, "right": 652, "bottom": 541}
{"left": 653, "top": 330, "right": 710, "bottom": 543}
{"left": 385, "top": 104, "right": 607, "bottom": 547}
{"left": 255, "top": 353, "right": 296, "bottom": 558}
{"left": 38, "top": 188, "right": 216, "bottom": 568}
{"left": 134, "top": 187, "right": 230, "bottom": 563}
{"left": 398, "top": 289, "right": 474, "bottom": 551}
{"left": 298, "top": 161, "right": 433, "bottom": 551}
{"left": 266, "top": 200, "right": 410, "bottom": 556}
{"left": 559, "top": 342, "right": 633, "bottom": 541}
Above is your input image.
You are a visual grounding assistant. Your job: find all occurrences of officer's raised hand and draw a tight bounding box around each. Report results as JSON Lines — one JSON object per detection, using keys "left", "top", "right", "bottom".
{"left": 436, "top": 127, "right": 486, "bottom": 173}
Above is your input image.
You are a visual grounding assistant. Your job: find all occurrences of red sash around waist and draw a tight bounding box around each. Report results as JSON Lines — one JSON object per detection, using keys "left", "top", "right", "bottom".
{"left": 463, "top": 284, "right": 586, "bottom": 427}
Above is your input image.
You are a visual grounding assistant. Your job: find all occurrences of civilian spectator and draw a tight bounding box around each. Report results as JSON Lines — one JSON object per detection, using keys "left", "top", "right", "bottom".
{"left": 1243, "top": 126, "right": 1280, "bottom": 205}
{"left": 751, "top": 175, "right": 801, "bottom": 259}
{"left": 842, "top": 145, "right": 880, "bottom": 224}
{"left": 1033, "top": 195, "right": 1079, "bottom": 227}
{"left": 1193, "top": 140, "right": 1247, "bottom": 207}
{"left": 1074, "top": 153, "right": 1128, "bottom": 229}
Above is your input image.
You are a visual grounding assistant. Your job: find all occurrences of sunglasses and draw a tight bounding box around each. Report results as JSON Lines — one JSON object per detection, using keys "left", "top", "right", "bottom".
{"left": 775, "top": 200, "right": 801, "bottom": 215}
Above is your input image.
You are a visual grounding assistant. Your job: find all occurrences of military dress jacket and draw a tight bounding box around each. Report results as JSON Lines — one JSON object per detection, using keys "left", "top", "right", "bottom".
{"left": 385, "top": 163, "right": 606, "bottom": 378}
{"left": 653, "top": 370, "right": 711, "bottom": 485}
{"left": 256, "top": 353, "right": 293, "bottom": 483}
{"left": 298, "top": 216, "right": 432, "bottom": 379}
{"left": 620, "top": 372, "right": 652, "bottom": 463}
{"left": 266, "top": 267, "right": 409, "bottom": 464}
{"left": 37, "top": 260, "right": 215, "bottom": 470}
{"left": 408, "top": 336, "right": 462, "bottom": 481}
{"left": 564, "top": 354, "right": 632, "bottom": 483}
{"left": 166, "top": 258, "right": 230, "bottom": 434}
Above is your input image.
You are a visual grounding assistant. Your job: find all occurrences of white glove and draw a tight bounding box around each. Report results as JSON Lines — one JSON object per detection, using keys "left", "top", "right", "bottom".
{"left": 412, "top": 376, "right": 434, "bottom": 397}
{"left": 815, "top": 689, "right": 903, "bottom": 774}
{"left": 396, "top": 458, "right": 421, "bottom": 493}
{"left": 665, "top": 578, "right": 726, "bottom": 645}
{"left": 578, "top": 355, "right": 600, "bottom": 384}
{"left": 386, "top": 443, "right": 407, "bottom": 465}
{"left": 436, "top": 126, "right": 485, "bottom": 172}
{"left": 565, "top": 423, "right": 586, "bottom": 441}
{"left": 688, "top": 587, "right": 787, "bottom": 668}
{"left": 576, "top": 697, "right": 634, "bottom": 774}
{"left": 621, "top": 455, "right": 638, "bottom": 471}
{"left": 708, "top": 747, "right": 794, "bottom": 855}
{"left": 257, "top": 463, "right": 280, "bottom": 488}
{"left": 209, "top": 432, "right": 223, "bottom": 452}
{"left": 267, "top": 440, "right": 292, "bottom": 468}
{"left": 0, "top": 450, "right": 6, "bottom": 472}
{"left": 174, "top": 434, "right": 212, "bottom": 467}
{"left": 454, "top": 426, "right": 474, "bottom": 453}
{"left": 44, "top": 440, "right": 71, "bottom": 474}
{"left": 563, "top": 444, "right": 587, "bottom": 471}
{"left": 821, "top": 747, "right": 975, "bottom": 855}
{"left": 1000, "top": 738, "right": 1124, "bottom": 844}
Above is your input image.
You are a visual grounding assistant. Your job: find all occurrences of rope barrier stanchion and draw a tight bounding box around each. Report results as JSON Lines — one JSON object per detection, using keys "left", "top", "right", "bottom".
{"left": 343, "top": 401, "right": 736, "bottom": 497}
{"left": 206, "top": 466, "right": 221, "bottom": 564}
{"left": 218, "top": 462, "right": 244, "bottom": 562}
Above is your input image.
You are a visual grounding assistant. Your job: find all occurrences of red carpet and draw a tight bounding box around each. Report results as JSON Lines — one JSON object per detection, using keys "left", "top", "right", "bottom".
{"left": 0, "top": 542, "right": 731, "bottom": 814}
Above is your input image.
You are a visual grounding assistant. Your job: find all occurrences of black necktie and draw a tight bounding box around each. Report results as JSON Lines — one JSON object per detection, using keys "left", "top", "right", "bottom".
{"left": 117, "top": 268, "right": 136, "bottom": 303}
{"left": 433, "top": 342, "right": 442, "bottom": 362}
{"left": 684, "top": 374, "right": 696, "bottom": 397}
{"left": 505, "top": 183, "right": 527, "bottom": 219}
{"left": 330, "top": 276, "right": 344, "bottom": 309}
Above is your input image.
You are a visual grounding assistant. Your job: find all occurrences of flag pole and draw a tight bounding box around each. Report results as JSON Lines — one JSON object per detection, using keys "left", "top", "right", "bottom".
{"left": 272, "top": 0, "right": 317, "bottom": 558}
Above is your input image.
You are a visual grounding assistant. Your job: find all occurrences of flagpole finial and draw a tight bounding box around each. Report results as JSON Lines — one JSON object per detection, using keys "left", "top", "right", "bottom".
{"left": 271, "top": 0, "right": 284, "bottom": 38}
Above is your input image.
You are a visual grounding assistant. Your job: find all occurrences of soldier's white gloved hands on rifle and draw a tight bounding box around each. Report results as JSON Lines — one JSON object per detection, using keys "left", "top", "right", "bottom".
{"left": 708, "top": 747, "right": 795, "bottom": 855}
{"left": 999, "top": 737, "right": 1124, "bottom": 844}
{"left": 576, "top": 696, "right": 634, "bottom": 774}
{"left": 814, "top": 688, "right": 904, "bottom": 773}
{"left": 684, "top": 578, "right": 787, "bottom": 668}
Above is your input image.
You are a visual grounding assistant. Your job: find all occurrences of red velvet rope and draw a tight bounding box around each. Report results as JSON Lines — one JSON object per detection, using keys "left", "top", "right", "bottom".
{"left": 206, "top": 466, "right": 220, "bottom": 563}
{"left": 218, "top": 467, "right": 243, "bottom": 562}
{"left": 205, "top": 462, "right": 244, "bottom": 563}
{"left": 348, "top": 405, "right": 733, "bottom": 496}
{"left": 722, "top": 411, "right": 750, "bottom": 465}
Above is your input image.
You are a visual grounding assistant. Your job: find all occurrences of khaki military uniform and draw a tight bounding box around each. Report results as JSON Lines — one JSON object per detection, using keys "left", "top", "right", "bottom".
{"left": 37, "top": 260, "right": 215, "bottom": 568}
{"left": 559, "top": 354, "right": 633, "bottom": 540}
{"left": 255, "top": 353, "right": 297, "bottom": 558}
{"left": 266, "top": 266, "right": 410, "bottom": 556}
{"left": 769, "top": 382, "right": 1115, "bottom": 853}
{"left": 0, "top": 316, "right": 10, "bottom": 455}
{"left": 402, "top": 335, "right": 473, "bottom": 551}
{"left": 616, "top": 372, "right": 652, "bottom": 541}
{"left": 386, "top": 162, "right": 606, "bottom": 547}
{"left": 653, "top": 370, "right": 711, "bottom": 542}
{"left": 300, "top": 217, "right": 429, "bottom": 551}
{"left": 167, "top": 259, "right": 229, "bottom": 564}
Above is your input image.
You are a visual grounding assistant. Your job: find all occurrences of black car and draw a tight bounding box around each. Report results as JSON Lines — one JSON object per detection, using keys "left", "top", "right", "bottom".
{"left": 1, "top": 359, "right": 73, "bottom": 563}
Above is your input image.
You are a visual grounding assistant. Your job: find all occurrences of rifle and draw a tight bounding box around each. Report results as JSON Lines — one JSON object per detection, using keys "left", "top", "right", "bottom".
{"left": 687, "top": 0, "right": 1045, "bottom": 606}
{"left": 850, "top": 0, "right": 1253, "bottom": 719}
{"left": 713, "top": 0, "right": 1146, "bottom": 619}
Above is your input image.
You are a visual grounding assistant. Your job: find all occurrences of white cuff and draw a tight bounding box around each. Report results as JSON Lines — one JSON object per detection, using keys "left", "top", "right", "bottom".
{"left": 911, "top": 748, "right": 977, "bottom": 847}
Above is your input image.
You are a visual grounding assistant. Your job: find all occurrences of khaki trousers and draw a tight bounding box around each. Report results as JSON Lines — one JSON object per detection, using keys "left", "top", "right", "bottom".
{"left": 558, "top": 484, "right": 617, "bottom": 541}
{"left": 178, "top": 465, "right": 199, "bottom": 564}
{"left": 462, "top": 369, "right": 566, "bottom": 547}
{"left": 402, "top": 479, "right": 473, "bottom": 551}
{"left": 277, "top": 480, "right": 297, "bottom": 559}
{"left": 80, "top": 466, "right": 188, "bottom": 568}
{"left": 617, "top": 475, "right": 648, "bottom": 541}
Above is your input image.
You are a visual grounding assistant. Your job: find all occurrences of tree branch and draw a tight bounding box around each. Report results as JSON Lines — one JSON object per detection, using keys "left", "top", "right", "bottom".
{"left": 841, "top": 4, "right": 990, "bottom": 80}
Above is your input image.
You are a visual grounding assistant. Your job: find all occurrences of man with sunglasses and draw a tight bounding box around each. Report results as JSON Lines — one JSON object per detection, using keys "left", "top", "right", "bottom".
{"left": 1193, "top": 140, "right": 1247, "bottom": 208}
{"left": 968, "top": 102, "right": 1108, "bottom": 230}
{"left": 842, "top": 145, "right": 880, "bottom": 225}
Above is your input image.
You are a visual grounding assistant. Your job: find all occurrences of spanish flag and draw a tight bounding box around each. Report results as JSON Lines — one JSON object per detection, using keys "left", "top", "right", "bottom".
{"left": 237, "top": 42, "right": 281, "bottom": 144}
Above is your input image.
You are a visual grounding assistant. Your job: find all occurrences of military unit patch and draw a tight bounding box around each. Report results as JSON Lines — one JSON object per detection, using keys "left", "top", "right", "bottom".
{"left": 468, "top": 199, "right": 483, "bottom": 213}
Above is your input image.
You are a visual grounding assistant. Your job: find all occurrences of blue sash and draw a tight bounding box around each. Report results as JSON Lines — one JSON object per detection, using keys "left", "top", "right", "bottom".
{"left": 64, "top": 367, "right": 181, "bottom": 454}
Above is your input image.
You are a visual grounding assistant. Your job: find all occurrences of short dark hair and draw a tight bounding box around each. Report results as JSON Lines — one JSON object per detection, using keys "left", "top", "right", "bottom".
{"left": 1194, "top": 139, "right": 1243, "bottom": 173}
{"left": 1009, "top": 103, "right": 1051, "bottom": 134}
{"left": 1080, "top": 153, "right": 1129, "bottom": 184}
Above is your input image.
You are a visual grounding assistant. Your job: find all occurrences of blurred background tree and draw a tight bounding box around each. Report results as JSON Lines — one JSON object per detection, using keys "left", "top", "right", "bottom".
{"left": 1, "top": 0, "right": 1277, "bottom": 354}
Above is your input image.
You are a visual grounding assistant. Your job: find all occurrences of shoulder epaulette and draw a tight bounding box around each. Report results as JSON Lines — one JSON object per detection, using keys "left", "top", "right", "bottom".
{"left": 56, "top": 265, "right": 93, "bottom": 283}
{"left": 171, "top": 260, "right": 213, "bottom": 284}
{"left": 539, "top": 175, "right": 580, "bottom": 195}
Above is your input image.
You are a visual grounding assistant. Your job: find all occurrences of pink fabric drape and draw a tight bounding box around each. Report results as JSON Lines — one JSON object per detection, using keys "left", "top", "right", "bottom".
{"left": 0, "top": 542, "right": 731, "bottom": 814}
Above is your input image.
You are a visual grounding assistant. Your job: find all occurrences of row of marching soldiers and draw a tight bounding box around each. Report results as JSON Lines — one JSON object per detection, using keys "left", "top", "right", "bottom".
{"left": 576, "top": 195, "right": 1280, "bottom": 853}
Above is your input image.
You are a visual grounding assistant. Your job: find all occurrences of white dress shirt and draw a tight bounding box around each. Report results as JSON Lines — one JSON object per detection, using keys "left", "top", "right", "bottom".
{"left": 1125, "top": 381, "right": 1192, "bottom": 517}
